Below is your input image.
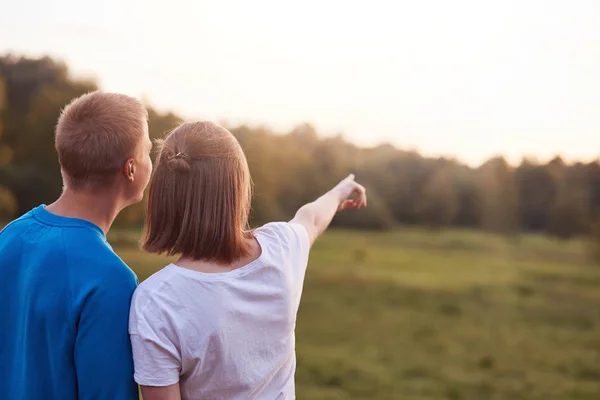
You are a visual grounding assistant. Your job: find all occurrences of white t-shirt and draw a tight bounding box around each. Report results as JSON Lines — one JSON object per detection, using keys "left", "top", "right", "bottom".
{"left": 129, "top": 222, "right": 311, "bottom": 400}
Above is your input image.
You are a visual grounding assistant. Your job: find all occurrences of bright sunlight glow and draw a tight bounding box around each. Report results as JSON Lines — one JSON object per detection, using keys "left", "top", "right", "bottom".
{"left": 1, "top": 0, "right": 599, "bottom": 166}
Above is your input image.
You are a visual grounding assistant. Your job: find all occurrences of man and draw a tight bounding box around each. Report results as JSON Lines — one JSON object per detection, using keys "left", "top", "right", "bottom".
{"left": 0, "top": 91, "right": 153, "bottom": 399}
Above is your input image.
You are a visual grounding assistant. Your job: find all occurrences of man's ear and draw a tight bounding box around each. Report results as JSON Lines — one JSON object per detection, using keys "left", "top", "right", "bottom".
{"left": 124, "top": 158, "right": 136, "bottom": 182}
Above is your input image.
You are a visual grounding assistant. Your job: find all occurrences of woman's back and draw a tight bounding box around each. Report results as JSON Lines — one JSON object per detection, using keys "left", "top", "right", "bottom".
{"left": 129, "top": 121, "right": 366, "bottom": 400}
{"left": 130, "top": 222, "right": 310, "bottom": 400}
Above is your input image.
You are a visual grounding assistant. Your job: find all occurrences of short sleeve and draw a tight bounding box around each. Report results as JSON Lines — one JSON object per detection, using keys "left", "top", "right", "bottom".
{"left": 129, "top": 295, "right": 181, "bottom": 387}
{"left": 256, "top": 222, "right": 311, "bottom": 303}
{"left": 288, "top": 223, "right": 311, "bottom": 269}
{"left": 73, "top": 268, "right": 139, "bottom": 400}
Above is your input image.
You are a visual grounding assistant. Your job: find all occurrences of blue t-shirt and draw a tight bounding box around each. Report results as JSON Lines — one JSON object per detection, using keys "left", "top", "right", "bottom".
{"left": 0, "top": 205, "right": 139, "bottom": 400}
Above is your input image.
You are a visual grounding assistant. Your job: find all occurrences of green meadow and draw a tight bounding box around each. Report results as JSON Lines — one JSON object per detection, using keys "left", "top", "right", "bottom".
{"left": 113, "top": 228, "right": 600, "bottom": 400}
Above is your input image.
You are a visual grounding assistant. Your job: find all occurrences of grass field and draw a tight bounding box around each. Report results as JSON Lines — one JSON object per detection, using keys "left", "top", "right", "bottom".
{"left": 113, "top": 228, "right": 600, "bottom": 400}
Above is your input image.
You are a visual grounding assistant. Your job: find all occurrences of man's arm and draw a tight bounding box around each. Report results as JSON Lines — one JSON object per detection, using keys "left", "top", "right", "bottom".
{"left": 74, "top": 271, "right": 139, "bottom": 400}
{"left": 290, "top": 174, "right": 367, "bottom": 245}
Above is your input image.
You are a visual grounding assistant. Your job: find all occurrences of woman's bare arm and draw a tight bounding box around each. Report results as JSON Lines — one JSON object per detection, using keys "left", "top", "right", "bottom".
{"left": 290, "top": 174, "right": 367, "bottom": 245}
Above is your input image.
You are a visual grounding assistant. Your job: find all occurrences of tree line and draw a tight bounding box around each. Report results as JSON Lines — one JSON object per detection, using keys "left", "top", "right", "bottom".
{"left": 0, "top": 55, "right": 599, "bottom": 242}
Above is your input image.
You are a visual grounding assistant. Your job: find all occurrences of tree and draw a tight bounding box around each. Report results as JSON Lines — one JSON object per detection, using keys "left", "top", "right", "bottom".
{"left": 417, "top": 166, "right": 458, "bottom": 229}
{"left": 477, "top": 157, "right": 518, "bottom": 235}
{"left": 4, "top": 52, "right": 600, "bottom": 236}
{"left": 0, "top": 77, "right": 10, "bottom": 166}
{"left": 454, "top": 166, "right": 482, "bottom": 228}
{"left": 147, "top": 108, "right": 182, "bottom": 141}
{"left": 547, "top": 162, "right": 589, "bottom": 239}
{"left": 0, "top": 56, "right": 98, "bottom": 215}
{"left": 515, "top": 159, "right": 557, "bottom": 232}
{"left": 333, "top": 187, "right": 396, "bottom": 230}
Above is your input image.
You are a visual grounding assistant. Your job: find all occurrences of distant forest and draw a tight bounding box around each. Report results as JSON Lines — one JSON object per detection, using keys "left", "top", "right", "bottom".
{"left": 0, "top": 55, "right": 599, "bottom": 241}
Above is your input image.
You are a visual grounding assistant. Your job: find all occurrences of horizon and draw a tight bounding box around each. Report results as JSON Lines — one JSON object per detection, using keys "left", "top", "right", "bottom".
{"left": 1, "top": 0, "right": 599, "bottom": 167}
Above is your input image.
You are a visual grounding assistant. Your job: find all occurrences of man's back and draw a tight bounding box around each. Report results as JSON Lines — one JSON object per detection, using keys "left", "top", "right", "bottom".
{"left": 0, "top": 205, "right": 139, "bottom": 400}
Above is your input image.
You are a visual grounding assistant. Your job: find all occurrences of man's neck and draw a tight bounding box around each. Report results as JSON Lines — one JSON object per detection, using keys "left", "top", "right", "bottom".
{"left": 45, "top": 188, "right": 124, "bottom": 235}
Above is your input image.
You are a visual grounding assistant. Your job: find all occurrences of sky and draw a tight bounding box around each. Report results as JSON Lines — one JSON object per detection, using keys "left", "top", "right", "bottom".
{"left": 1, "top": 0, "right": 600, "bottom": 166}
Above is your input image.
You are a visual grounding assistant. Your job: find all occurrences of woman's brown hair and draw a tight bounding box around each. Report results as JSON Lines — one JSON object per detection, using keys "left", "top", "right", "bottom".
{"left": 142, "top": 121, "right": 253, "bottom": 264}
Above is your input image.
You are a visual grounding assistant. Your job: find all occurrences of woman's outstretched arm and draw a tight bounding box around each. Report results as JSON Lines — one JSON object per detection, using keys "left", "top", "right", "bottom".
{"left": 290, "top": 174, "right": 367, "bottom": 245}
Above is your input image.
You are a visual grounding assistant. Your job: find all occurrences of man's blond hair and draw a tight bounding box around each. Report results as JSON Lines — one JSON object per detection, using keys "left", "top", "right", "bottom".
{"left": 55, "top": 91, "right": 148, "bottom": 189}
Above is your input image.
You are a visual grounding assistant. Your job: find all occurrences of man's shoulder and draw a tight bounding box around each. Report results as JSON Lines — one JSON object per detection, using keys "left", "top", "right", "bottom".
{"left": 0, "top": 209, "right": 37, "bottom": 237}
{"left": 66, "top": 235, "right": 138, "bottom": 287}
{"left": 0, "top": 210, "right": 62, "bottom": 259}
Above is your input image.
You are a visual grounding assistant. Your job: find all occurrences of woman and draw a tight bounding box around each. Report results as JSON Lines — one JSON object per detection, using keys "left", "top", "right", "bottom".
{"left": 129, "top": 121, "right": 367, "bottom": 400}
